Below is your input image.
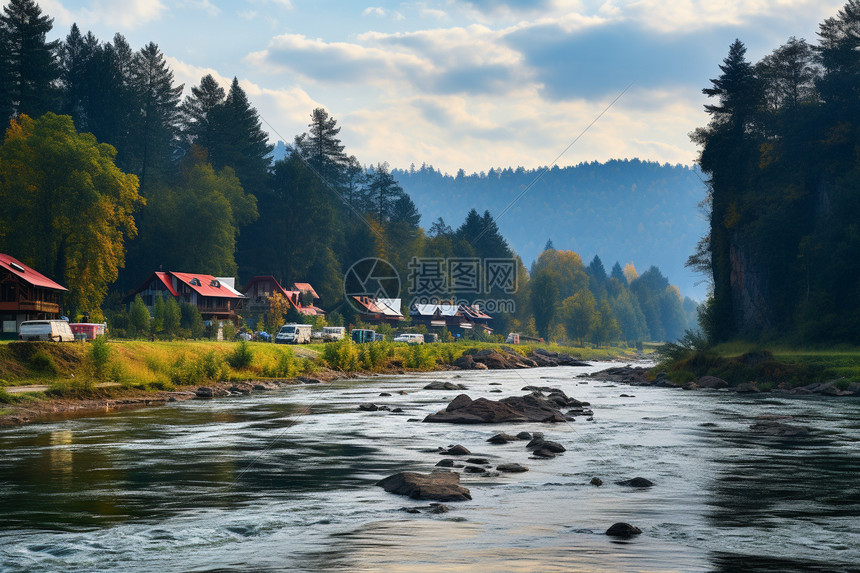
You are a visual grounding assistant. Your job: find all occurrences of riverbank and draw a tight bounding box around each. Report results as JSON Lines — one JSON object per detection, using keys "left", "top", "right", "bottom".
{"left": 637, "top": 341, "right": 860, "bottom": 395}
{"left": 0, "top": 339, "right": 642, "bottom": 426}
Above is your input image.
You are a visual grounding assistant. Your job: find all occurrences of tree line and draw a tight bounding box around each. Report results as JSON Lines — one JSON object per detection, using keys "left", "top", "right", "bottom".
{"left": 0, "top": 0, "right": 696, "bottom": 344}
{"left": 691, "top": 0, "right": 860, "bottom": 344}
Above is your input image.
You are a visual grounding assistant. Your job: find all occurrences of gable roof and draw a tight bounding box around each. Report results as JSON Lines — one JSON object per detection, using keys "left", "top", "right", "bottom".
{"left": 0, "top": 253, "right": 67, "bottom": 291}
{"left": 242, "top": 275, "right": 292, "bottom": 299}
{"left": 152, "top": 271, "right": 179, "bottom": 297}
{"left": 171, "top": 272, "right": 245, "bottom": 299}
{"left": 292, "top": 282, "right": 319, "bottom": 299}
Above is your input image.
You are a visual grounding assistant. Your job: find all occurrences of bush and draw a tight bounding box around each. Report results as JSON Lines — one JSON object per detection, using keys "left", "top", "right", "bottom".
{"left": 359, "top": 340, "right": 392, "bottom": 370}
{"left": 199, "top": 350, "right": 229, "bottom": 380}
{"left": 29, "top": 350, "right": 58, "bottom": 377}
{"left": 0, "top": 388, "right": 17, "bottom": 404}
{"left": 323, "top": 337, "right": 359, "bottom": 371}
{"left": 405, "top": 344, "right": 436, "bottom": 369}
{"left": 227, "top": 340, "right": 254, "bottom": 369}
{"left": 88, "top": 336, "right": 113, "bottom": 381}
{"left": 263, "top": 349, "right": 298, "bottom": 378}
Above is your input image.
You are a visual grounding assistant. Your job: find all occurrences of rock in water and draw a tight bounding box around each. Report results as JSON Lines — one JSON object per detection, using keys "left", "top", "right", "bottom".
{"left": 487, "top": 433, "right": 518, "bottom": 444}
{"left": 590, "top": 477, "right": 603, "bottom": 486}
{"left": 497, "top": 463, "right": 529, "bottom": 473}
{"left": 441, "top": 444, "right": 471, "bottom": 456}
{"left": 606, "top": 523, "right": 642, "bottom": 538}
{"left": 616, "top": 477, "right": 654, "bottom": 488}
{"left": 376, "top": 472, "right": 472, "bottom": 501}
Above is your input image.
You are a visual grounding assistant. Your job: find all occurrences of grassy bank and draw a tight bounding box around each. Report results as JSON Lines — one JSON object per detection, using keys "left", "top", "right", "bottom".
{"left": 0, "top": 338, "right": 643, "bottom": 404}
{"left": 653, "top": 339, "right": 860, "bottom": 389}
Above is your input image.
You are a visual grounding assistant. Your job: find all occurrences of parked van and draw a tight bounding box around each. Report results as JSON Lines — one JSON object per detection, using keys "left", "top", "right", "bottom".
{"left": 351, "top": 329, "right": 376, "bottom": 343}
{"left": 322, "top": 326, "right": 345, "bottom": 342}
{"left": 394, "top": 333, "right": 424, "bottom": 345}
{"left": 19, "top": 320, "right": 75, "bottom": 342}
{"left": 275, "top": 323, "right": 312, "bottom": 344}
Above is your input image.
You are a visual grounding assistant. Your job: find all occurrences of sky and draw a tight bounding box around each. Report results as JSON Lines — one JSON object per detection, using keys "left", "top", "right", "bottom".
{"left": 30, "top": 0, "right": 846, "bottom": 174}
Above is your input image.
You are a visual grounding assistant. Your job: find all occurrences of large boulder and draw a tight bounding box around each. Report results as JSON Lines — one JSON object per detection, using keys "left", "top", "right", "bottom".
{"left": 376, "top": 471, "right": 472, "bottom": 501}
{"left": 453, "top": 354, "right": 476, "bottom": 370}
{"left": 424, "top": 381, "right": 467, "bottom": 391}
{"left": 471, "top": 349, "right": 511, "bottom": 370}
{"left": 423, "top": 392, "right": 569, "bottom": 424}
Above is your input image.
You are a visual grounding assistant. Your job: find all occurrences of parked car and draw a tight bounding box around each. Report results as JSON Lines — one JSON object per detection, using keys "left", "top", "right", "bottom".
{"left": 373, "top": 332, "right": 386, "bottom": 342}
{"left": 394, "top": 333, "right": 424, "bottom": 345}
{"left": 19, "top": 320, "right": 75, "bottom": 342}
{"left": 322, "top": 326, "right": 345, "bottom": 342}
{"left": 236, "top": 331, "right": 252, "bottom": 341}
{"left": 423, "top": 333, "right": 439, "bottom": 343}
{"left": 276, "top": 323, "right": 312, "bottom": 344}
{"left": 311, "top": 329, "right": 324, "bottom": 341}
{"left": 255, "top": 331, "right": 271, "bottom": 342}
{"left": 351, "top": 329, "right": 376, "bottom": 343}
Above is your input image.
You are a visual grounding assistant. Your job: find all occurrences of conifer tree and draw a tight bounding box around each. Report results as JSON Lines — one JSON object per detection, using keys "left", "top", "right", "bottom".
{"left": 0, "top": 0, "right": 60, "bottom": 124}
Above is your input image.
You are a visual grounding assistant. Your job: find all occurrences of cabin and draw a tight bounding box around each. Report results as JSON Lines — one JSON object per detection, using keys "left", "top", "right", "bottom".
{"left": 127, "top": 271, "right": 245, "bottom": 323}
{"left": 241, "top": 276, "right": 325, "bottom": 318}
{"left": 410, "top": 302, "right": 493, "bottom": 334}
{"left": 0, "top": 253, "right": 67, "bottom": 339}
{"left": 352, "top": 296, "right": 404, "bottom": 325}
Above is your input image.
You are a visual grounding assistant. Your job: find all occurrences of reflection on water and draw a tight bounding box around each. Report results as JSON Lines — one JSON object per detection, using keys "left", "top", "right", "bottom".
{"left": 0, "top": 364, "right": 858, "bottom": 572}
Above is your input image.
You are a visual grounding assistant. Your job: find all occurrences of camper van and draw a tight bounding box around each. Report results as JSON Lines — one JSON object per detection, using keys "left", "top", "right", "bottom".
{"left": 322, "top": 326, "right": 345, "bottom": 342}
{"left": 19, "top": 320, "right": 75, "bottom": 342}
{"left": 393, "top": 333, "right": 424, "bottom": 345}
{"left": 351, "top": 329, "right": 376, "bottom": 343}
{"left": 275, "top": 323, "right": 312, "bottom": 344}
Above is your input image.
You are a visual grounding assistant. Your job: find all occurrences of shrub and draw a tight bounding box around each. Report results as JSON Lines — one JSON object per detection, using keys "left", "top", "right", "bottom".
{"left": 263, "top": 349, "right": 298, "bottom": 378}
{"left": 323, "top": 337, "right": 359, "bottom": 371}
{"left": 405, "top": 344, "right": 436, "bottom": 369}
{"left": 359, "top": 340, "right": 391, "bottom": 370}
{"left": 29, "top": 350, "right": 59, "bottom": 377}
{"left": 0, "top": 388, "right": 17, "bottom": 404}
{"left": 227, "top": 340, "right": 254, "bottom": 369}
{"left": 199, "top": 350, "right": 228, "bottom": 380}
{"left": 88, "top": 336, "right": 113, "bottom": 381}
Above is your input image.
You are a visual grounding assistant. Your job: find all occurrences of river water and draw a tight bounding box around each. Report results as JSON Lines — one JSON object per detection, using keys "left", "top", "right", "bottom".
{"left": 1, "top": 362, "right": 858, "bottom": 572}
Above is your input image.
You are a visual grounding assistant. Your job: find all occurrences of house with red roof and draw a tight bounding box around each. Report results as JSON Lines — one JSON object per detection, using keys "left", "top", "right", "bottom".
{"left": 352, "top": 296, "right": 404, "bottom": 326}
{"left": 410, "top": 302, "right": 493, "bottom": 334}
{"left": 0, "top": 253, "right": 67, "bottom": 339}
{"left": 127, "top": 271, "right": 245, "bottom": 323}
{"left": 241, "top": 276, "right": 325, "bottom": 318}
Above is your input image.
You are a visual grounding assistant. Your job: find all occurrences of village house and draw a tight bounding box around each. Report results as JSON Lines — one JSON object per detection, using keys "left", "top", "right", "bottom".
{"left": 127, "top": 271, "right": 245, "bottom": 323}
{"left": 410, "top": 302, "right": 493, "bottom": 334}
{"left": 241, "top": 276, "right": 325, "bottom": 323}
{"left": 0, "top": 253, "right": 67, "bottom": 339}
{"left": 352, "top": 296, "right": 404, "bottom": 325}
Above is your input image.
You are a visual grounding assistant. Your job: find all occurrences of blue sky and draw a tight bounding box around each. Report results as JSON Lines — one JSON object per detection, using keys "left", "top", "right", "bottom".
{"left": 30, "top": 0, "right": 844, "bottom": 173}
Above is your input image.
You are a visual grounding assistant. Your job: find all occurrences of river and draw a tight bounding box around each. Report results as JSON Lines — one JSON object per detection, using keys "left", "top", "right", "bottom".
{"left": 1, "top": 362, "right": 858, "bottom": 572}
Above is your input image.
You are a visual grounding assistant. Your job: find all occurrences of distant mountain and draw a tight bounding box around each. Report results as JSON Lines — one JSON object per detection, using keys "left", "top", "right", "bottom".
{"left": 393, "top": 159, "right": 708, "bottom": 300}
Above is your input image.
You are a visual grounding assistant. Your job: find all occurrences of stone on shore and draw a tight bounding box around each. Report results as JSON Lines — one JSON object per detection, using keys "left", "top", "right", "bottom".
{"left": 424, "top": 381, "right": 467, "bottom": 391}
{"left": 696, "top": 376, "right": 729, "bottom": 389}
{"left": 376, "top": 471, "right": 472, "bottom": 501}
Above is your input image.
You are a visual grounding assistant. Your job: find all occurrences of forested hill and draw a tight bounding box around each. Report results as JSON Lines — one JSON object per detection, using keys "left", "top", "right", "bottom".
{"left": 392, "top": 160, "right": 708, "bottom": 299}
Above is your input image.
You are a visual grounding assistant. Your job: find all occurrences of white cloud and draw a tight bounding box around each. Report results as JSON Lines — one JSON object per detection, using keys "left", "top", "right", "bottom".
{"left": 363, "top": 6, "right": 387, "bottom": 17}
{"left": 184, "top": 0, "right": 220, "bottom": 17}
{"left": 39, "top": 0, "right": 167, "bottom": 29}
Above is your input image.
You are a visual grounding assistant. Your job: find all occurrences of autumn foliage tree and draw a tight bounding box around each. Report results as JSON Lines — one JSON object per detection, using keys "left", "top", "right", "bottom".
{"left": 0, "top": 113, "right": 143, "bottom": 317}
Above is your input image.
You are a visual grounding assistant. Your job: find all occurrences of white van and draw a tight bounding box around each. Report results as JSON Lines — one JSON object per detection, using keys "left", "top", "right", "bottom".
{"left": 19, "top": 320, "right": 75, "bottom": 342}
{"left": 322, "top": 326, "right": 345, "bottom": 342}
{"left": 394, "top": 333, "right": 424, "bottom": 345}
{"left": 276, "top": 323, "right": 312, "bottom": 344}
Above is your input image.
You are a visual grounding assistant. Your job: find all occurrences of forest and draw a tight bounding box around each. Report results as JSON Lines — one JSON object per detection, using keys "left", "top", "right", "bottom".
{"left": 0, "top": 0, "right": 697, "bottom": 345}
{"left": 692, "top": 0, "right": 860, "bottom": 345}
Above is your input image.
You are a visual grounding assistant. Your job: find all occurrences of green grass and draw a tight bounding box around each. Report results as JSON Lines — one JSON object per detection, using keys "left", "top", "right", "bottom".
{"left": 655, "top": 341, "right": 860, "bottom": 387}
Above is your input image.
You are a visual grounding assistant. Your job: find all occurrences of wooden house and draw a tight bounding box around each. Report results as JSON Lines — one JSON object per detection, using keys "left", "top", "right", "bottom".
{"left": 241, "top": 276, "right": 325, "bottom": 317}
{"left": 0, "top": 253, "right": 67, "bottom": 339}
{"left": 128, "top": 271, "right": 245, "bottom": 323}
{"left": 410, "top": 302, "right": 493, "bottom": 334}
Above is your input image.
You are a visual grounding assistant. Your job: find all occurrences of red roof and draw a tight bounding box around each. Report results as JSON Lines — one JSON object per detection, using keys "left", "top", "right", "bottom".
{"left": 153, "top": 272, "right": 179, "bottom": 297}
{"left": 293, "top": 282, "right": 319, "bottom": 299}
{"left": 171, "top": 272, "right": 244, "bottom": 298}
{"left": 0, "top": 253, "right": 67, "bottom": 291}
